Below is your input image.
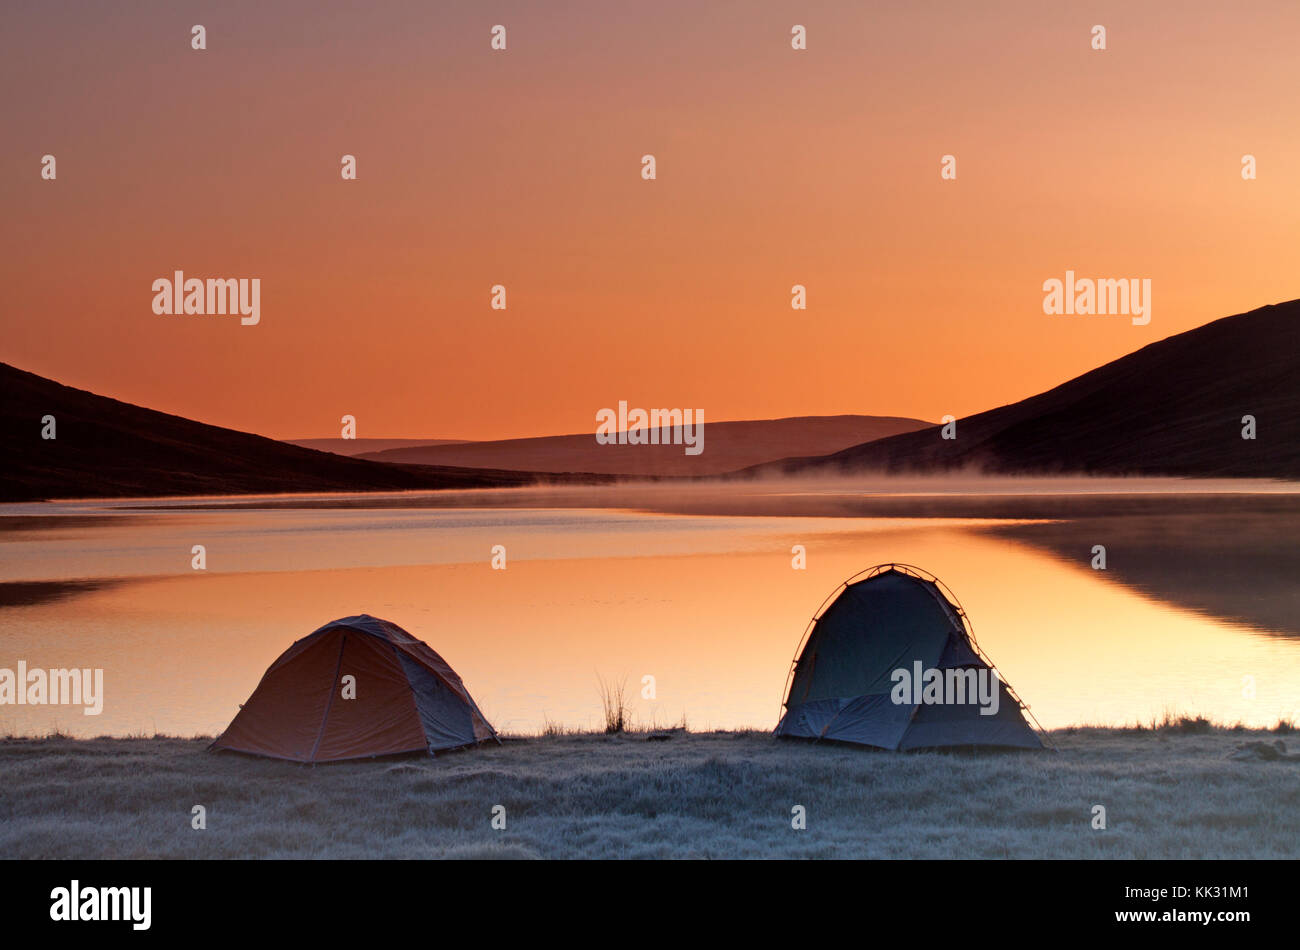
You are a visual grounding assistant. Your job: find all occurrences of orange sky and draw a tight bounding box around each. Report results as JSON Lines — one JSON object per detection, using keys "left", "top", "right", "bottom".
{"left": 3, "top": 1, "right": 1298, "bottom": 440}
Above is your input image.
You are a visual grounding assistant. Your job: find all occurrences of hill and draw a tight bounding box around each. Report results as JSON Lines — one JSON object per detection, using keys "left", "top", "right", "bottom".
{"left": 358, "top": 415, "right": 930, "bottom": 476}
{"left": 288, "top": 438, "right": 471, "bottom": 456}
{"left": 0, "top": 364, "right": 558, "bottom": 501}
{"left": 749, "top": 300, "right": 1300, "bottom": 478}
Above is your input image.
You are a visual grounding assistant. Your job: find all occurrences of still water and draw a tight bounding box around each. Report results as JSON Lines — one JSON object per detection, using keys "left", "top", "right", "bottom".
{"left": 1, "top": 486, "right": 1298, "bottom": 737}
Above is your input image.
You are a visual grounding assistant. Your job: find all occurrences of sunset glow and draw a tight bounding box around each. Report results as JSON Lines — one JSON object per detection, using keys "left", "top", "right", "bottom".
{"left": 5, "top": 1, "right": 1298, "bottom": 439}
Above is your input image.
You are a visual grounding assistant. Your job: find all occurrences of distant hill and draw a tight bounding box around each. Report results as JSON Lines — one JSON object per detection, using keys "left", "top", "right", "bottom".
{"left": 746, "top": 300, "right": 1300, "bottom": 479}
{"left": 0, "top": 364, "right": 560, "bottom": 501}
{"left": 357, "top": 415, "right": 931, "bottom": 476}
{"left": 288, "top": 438, "right": 472, "bottom": 457}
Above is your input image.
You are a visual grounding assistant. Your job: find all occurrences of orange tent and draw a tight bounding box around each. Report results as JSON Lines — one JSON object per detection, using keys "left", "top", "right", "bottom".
{"left": 210, "top": 614, "right": 496, "bottom": 762}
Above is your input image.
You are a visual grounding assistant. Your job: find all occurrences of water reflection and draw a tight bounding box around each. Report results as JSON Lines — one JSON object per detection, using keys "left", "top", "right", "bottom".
{"left": 0, "top": 493, "right": 1297, "bottom": 738}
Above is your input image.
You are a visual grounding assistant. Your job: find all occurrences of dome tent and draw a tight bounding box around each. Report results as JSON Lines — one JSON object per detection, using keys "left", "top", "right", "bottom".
{"left": 210, "top": 614, "right": 496, "bottom": 762}
{"left": 775, "top": 564, "right": 1044, "bottom": 750}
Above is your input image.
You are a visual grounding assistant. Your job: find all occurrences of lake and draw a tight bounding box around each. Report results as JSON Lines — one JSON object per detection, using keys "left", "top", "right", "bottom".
{"left": 2, "top": 481, "right": 1298, "bottom": 737}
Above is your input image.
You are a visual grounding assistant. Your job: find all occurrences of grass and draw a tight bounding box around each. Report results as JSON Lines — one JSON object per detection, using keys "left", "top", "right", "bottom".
{"left": 1060, "top": 711, "right": 1297, "bottom": 736}
{"left": 596, "top": 674, "right": 630, "bottom": 734}
{"left": 2, "top": 723, "right": 1298, "bottom": 859}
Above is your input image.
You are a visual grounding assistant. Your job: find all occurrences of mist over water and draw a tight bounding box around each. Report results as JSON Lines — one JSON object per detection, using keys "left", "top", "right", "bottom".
{"left": 1, "top": 478, "right": 1298, "bottom": 738}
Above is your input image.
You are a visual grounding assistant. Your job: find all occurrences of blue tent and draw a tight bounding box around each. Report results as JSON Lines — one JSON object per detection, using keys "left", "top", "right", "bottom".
{"left": 775, "top": 565, "right": 1044, "bottom": 750}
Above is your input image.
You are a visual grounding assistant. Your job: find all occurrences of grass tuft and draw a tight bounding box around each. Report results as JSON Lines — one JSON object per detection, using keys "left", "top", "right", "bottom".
{"left": 596, "top": 674, "right": 629, "bottom": 734}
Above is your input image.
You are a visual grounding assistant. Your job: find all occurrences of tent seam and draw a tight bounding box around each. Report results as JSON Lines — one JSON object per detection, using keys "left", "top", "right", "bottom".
{"left": 308, "top": 633, "right": 347, "bottom": 763}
